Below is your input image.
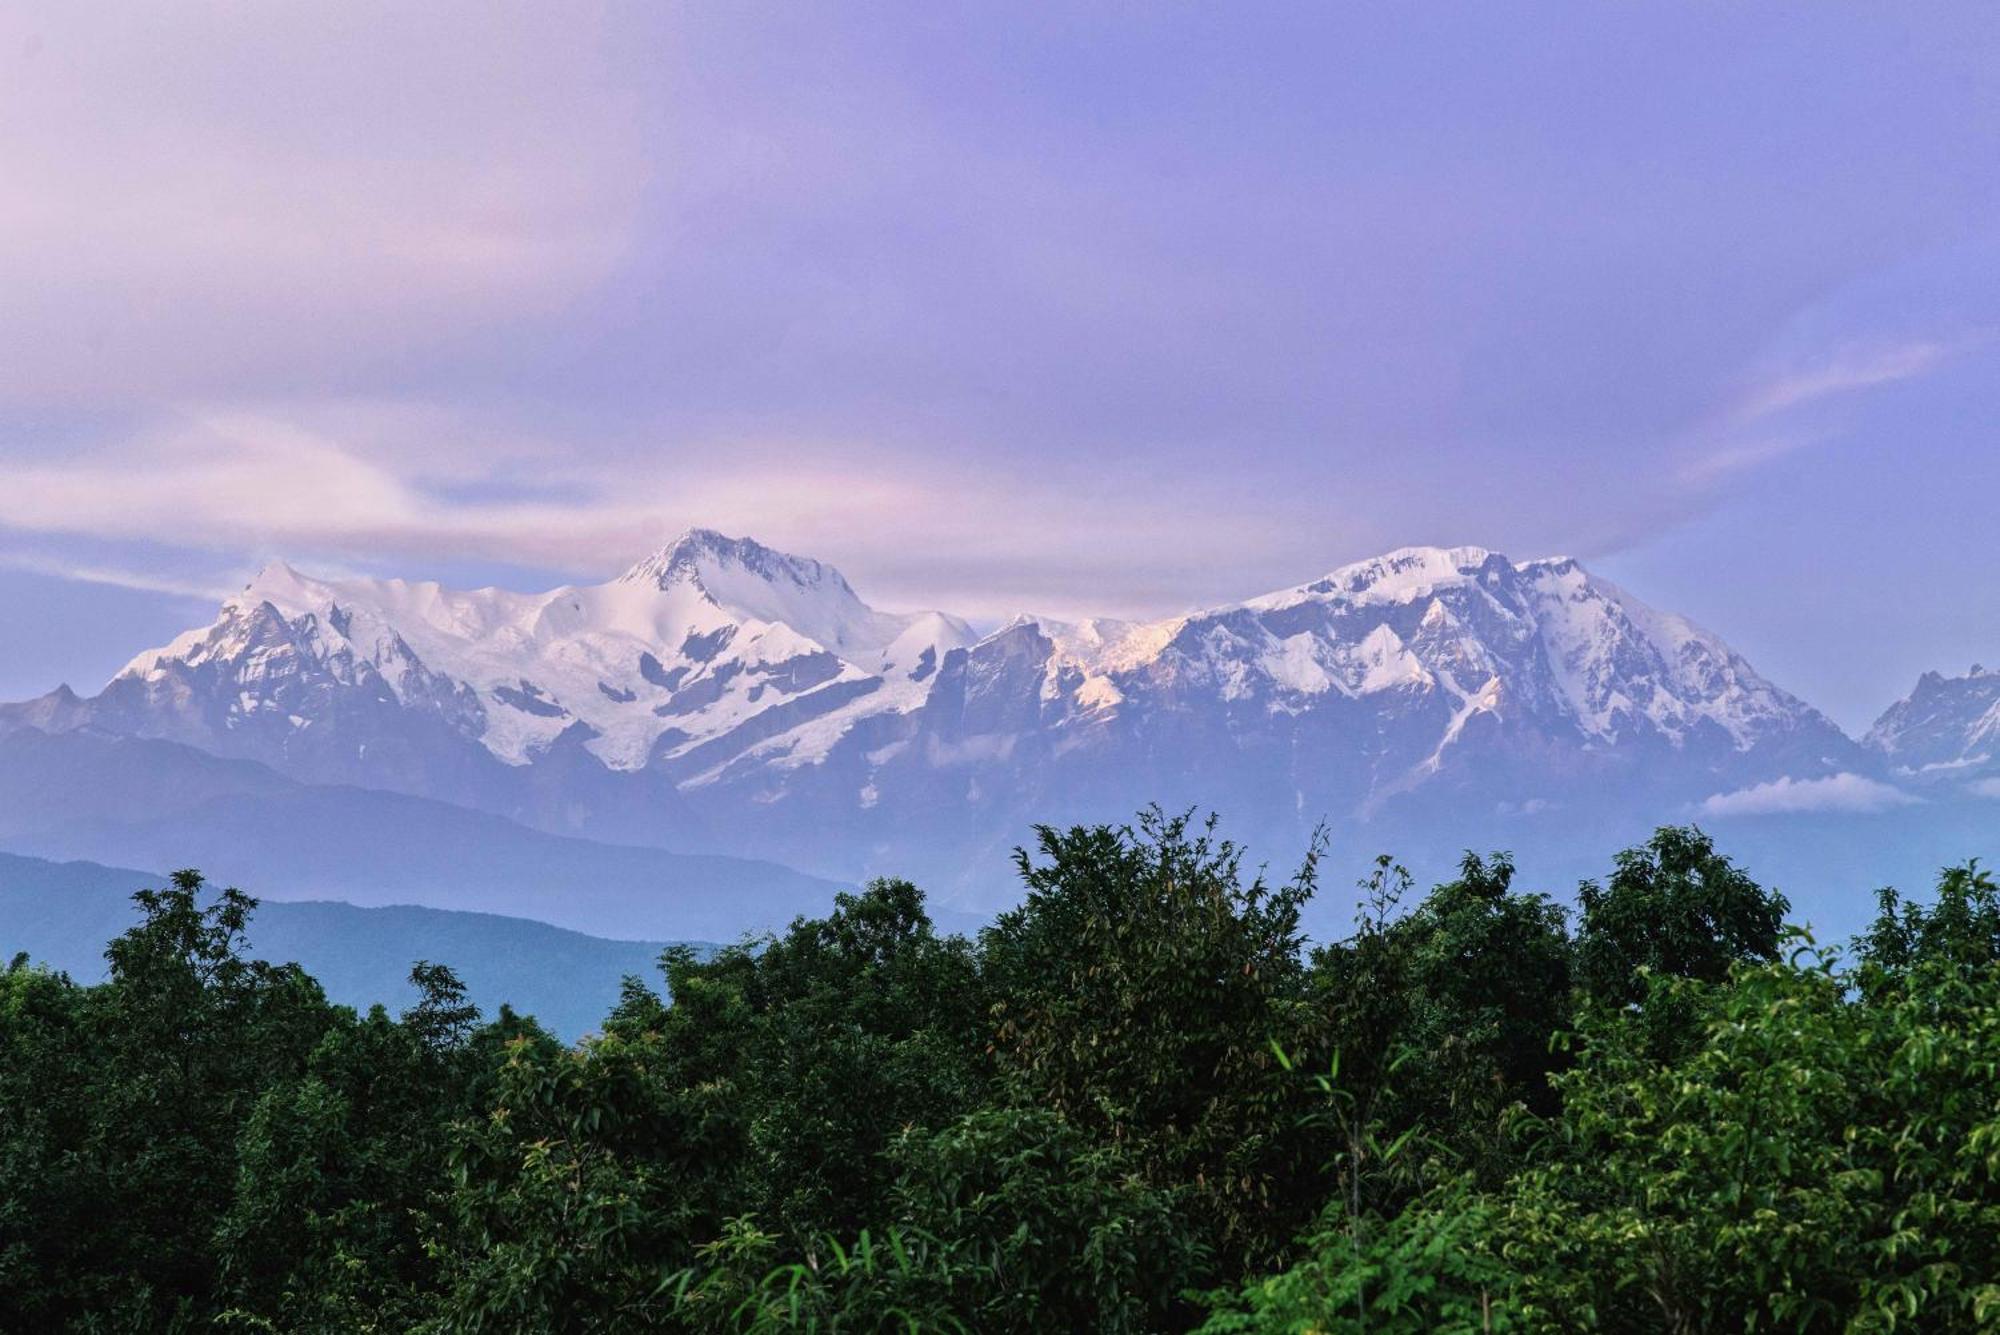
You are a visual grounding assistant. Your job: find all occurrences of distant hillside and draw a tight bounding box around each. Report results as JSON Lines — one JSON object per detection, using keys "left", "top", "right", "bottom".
{"left": 0, "top": 726, "right": 848, "bottom": 941}
{"left": 0, "top": 851, "right": 708, "bottom": 1038}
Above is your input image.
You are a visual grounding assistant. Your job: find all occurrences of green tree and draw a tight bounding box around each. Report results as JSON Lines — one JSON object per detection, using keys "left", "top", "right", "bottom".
{"left": 733, "top": 880, "right": 989, "bottom": 1239}
{"left": 0, "top": 958, "right": 99, "bottom": 1326}
{"left": 1310, "top": 851, "right": 1573, "bottom": 1187}
{"left": 215, "top": 965, "right": 506, "bottom": 1331}
{"left": 1400, "top": 852, "right": 1572, "bottom": 1120}
{"left": 0, "top": 872, "right": 338, "bottom": 1328}
{"left": 674, "top": 1108, "right": 1201, "bottom": 1334}
{"left": 1497, "top": 939, "right": 2000, "bottom": 1331}
{"left": 1212, "top": 858, "right": 2000, "bottom": 1333}
{"left": 888, "top": 1105, "right": 1204, "bottom": 1332}
{"left": 1199, "top": 1178, "right": 1515, "bottom": 1335}
{"left": 670, "top": 1216, "right": 967, "bottom": 1334}
{"left": 1856, "top": 861, "right": 2000, "bottom": 978}
{"left": 981, "top": 809, "right": 1324, "bottom": 1277}
{"left": 1573, "top": 826, "right": 1786, "bottom": 1030}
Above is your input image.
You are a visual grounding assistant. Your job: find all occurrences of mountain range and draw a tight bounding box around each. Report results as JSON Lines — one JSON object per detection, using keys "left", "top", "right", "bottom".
{"left": 0, "top": 724, "right": 841, "bottom": 942}
{"left": 3, "top": 530, "right": 1994, "bottom": 946}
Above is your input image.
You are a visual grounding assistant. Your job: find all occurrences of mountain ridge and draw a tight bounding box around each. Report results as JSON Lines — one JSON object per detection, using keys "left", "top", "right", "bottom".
{"left": 32, "top": 532, "right": 1855, "bottom": 771}
{"left": 4, "top": 531, "right": 1924, "bottom": 907}
{"left": 1864, "top": 663, "right": 2000, "bottom": 791}
{"left": 0, "top": 724, "right": 847, "bottom": 940}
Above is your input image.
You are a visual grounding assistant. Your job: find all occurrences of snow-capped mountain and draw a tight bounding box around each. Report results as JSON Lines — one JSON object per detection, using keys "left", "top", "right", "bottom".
{"left": 88, "top": 528, "right": 971, "bottom": 774}
{"left": 6, "top": 531, "right": 978, "bottom": 846}
{"left": 2, "top": 532, "right": 1867, "bottom": 900}
{"left": 1865, "top": 664, "right": 2000, "bottom": 791}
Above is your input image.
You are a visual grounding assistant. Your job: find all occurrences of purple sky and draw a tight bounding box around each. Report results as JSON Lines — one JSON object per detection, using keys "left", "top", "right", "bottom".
{"left": 2, "top": 4, "right": 1997, "bottom": 731}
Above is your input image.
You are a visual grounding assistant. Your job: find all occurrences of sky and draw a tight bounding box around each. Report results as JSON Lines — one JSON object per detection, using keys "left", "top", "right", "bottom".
{"left": 1, "top": 3, "right": 1997, "bottom": 732}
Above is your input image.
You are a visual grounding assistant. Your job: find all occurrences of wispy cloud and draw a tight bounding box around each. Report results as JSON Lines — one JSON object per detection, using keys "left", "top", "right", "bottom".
{"left": 1732, "top": 340, "right": 1956, "bottom": 421}
{"left": 1678, "top": 334, "right": 1978, "bottom": 485}
{"left": 0, "top": 551, "right": 235, "bottom": 601}
{"left": 1677, "top": 431, "right": 1823, "bottom": 486}
{"left": 1700, "top": 771, "right": 1917, "bottom": 817}
{"left": 5, "top": 2, "right": 2000, "bottom": 649}
{"left": 0, "top": 405, "right": 1302, "bottom": 619}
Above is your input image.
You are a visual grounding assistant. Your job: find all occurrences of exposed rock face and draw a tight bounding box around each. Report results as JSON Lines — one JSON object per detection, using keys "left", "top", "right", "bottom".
{"left": 1865, "top": 665, "right": 2000, "bottom": 791}
{"left": 2, "top": 533, "right": 1867, "bottom": 900}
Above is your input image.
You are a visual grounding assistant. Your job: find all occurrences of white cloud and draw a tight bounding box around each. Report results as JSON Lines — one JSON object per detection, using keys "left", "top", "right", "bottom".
{"left": 1700, "top": 771, "right": 1917, "bottom": 817}
{"left": 0, "top": 403, "right": 1301, "bottom": 620}
{"left": 1969, "top": 778, "right": 2000, "bottom": 800}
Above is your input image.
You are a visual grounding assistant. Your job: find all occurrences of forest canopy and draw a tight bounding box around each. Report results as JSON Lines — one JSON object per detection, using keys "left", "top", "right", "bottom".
{"left": 3, "top": 810, "right": 1998, "bottom": 1332}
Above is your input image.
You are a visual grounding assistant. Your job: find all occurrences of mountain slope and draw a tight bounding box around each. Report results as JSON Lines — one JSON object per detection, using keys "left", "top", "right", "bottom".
{"left": 58, "top": 529, "right": 972, "bottom": 777}
{"left": 4, "top": 534, "right": 1868, "bottom": 903}
{"left": 662, "top": 543, "right": 1862, "bottom": 891}
{"left": 1865, "top": 664, "right": 2000, "bottom": 790}
{"left": 0, "top": 851, "right": 698, "bottom": 1038}
{"left": 0, "top": 726, "right": 845, "bottom": 940}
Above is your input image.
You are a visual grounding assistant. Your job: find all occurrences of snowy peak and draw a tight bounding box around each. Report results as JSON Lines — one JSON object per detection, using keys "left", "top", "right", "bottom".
{"left": 619, "top": 528, "right": 857, "bottom": 602}
{"left": 9, "top": 531, "right": 1867, "bottom": 864}
{"left": 1267, "top": 546, "right": 1588, "bottom": 609}
{"left": 80, "top": 530, "right": 982, "bottom": 778}
{"left": 230, "top": 559, "right": 332, "bottom": 616}
{"left": 1220, "top": 544, "right": 1828, "bottom": 753}
{"left": 1312, "top": 544, "right": 1505, "bottom": 602}
{"left": 1004, "top": 613, "right": 1186, "bottom": 676}
{"left": 613, "top": 529, "right": 943, "bottom": 663}
{"left": 1865, "top": 664, "right": 2000, "bottom": 781}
